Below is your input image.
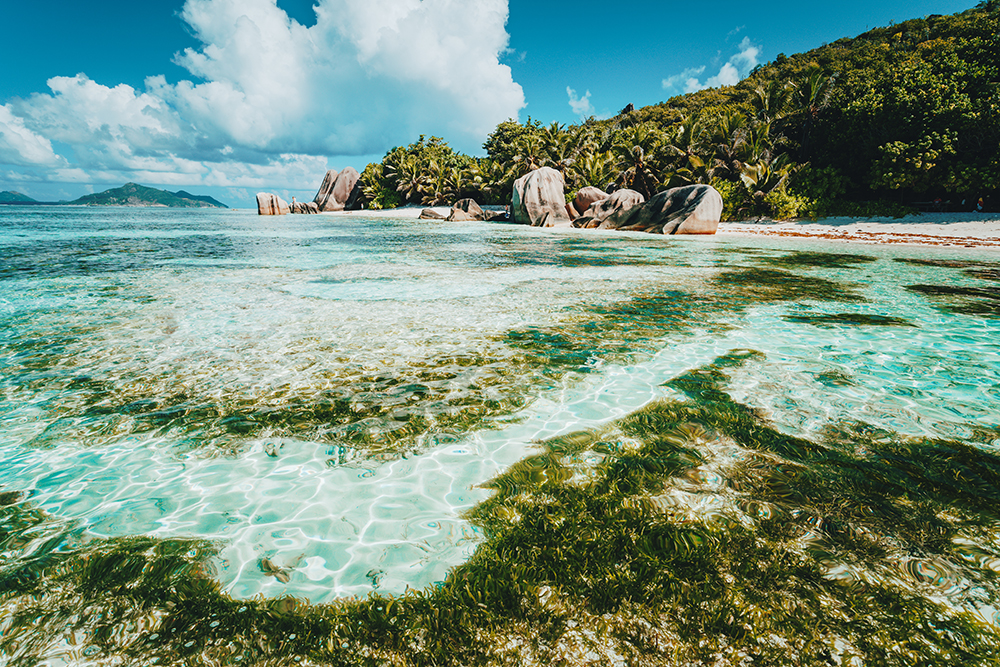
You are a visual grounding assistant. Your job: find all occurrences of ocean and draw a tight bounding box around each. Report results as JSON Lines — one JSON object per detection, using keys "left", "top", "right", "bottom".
{"left": 2, "top": 206, "right": 999, "bottom": 664}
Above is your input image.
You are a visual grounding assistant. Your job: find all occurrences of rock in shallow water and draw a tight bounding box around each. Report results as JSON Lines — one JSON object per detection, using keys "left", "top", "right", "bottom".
{"left": 512, "top": 167, "right": 572, "bottom": 227}
{"left": 446, "top": 198, "right": 486, "bottom": 222}
{"left": 256, "top": 192, "right": 290, "bottom": 215}
{"left": 290, "top": 200, "right": 319, "bottom": 214}
{"left": 600, "top": 184, "right": 722, "bottom": 234}
{"left": 573, "top": 186, "right": 608, "bottom": 219}
{"left": 573, "top": 189, "right": 646, "bottom": 229}
{"left": 314, "top": 167, "right": 361, "bottom": 211}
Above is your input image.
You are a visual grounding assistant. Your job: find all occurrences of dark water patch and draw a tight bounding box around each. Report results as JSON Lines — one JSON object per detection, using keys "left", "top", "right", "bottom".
{"left": 3, "top": 352, "right": 1000, "bottom": 665}
{"left": 13, "top": 355, "right": 531, "bottom": 463}
{"left": 500, "top": 289, "right": 733, "bottom": 374}
{"left": 815, "top": 370, "right": 856, "bottom": 386}
{"left": 771, "top": 251, "right": 879, "bottom": 269}
{"left": 967, "top": 268, "right": 1000, "bottom": 282}
{"left": 783, "top": 312, "right": 916, "bottom": 327}
{"left": 714, "top": 268, "right": 868, "bottom": 303}
{"left": 0, "top": 235, "right": 247, "bottom": 280}
{"left": 896, "top": 258, "right": 1000, "bottom": 270}
{"left": 907, "top": 284, "right": 1000, "bottom": 317}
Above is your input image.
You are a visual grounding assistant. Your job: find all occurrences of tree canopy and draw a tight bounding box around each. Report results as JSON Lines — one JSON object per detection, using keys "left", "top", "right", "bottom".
{"left": 358, "top": 2, "right": 999, "bottom": 219}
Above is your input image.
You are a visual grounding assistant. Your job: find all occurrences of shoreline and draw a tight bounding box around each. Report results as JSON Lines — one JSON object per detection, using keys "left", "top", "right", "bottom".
{"left": 719, "top": 212, "right": 1000, "bottom": 249}
{"left": 335, "top": 207, "right": 1000, "bottom": 249}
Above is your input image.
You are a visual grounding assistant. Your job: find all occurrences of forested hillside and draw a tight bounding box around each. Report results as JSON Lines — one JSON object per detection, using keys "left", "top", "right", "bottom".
{"left": 358, "top": 1, "right": 999, "bottom": 220}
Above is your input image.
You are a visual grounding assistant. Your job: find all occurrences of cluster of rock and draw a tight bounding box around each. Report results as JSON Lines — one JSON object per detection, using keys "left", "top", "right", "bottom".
{"left": 418, "top": 199, "right": 509, "bottom": 222}
{"left": 257, "top": 167, "right": 362, "bottom": 215}
{"left": 509, "top": 166, "right": 722, "bottom": 235}
{"left": 256, "top": 163, "right": 721, "bottom": 235}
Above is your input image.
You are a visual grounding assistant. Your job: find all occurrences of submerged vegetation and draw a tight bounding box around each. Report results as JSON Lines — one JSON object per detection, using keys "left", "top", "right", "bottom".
{"left": 4, "top": 350, "right": 1000, "bottom": 665}
{"left": 358, "top": 2, "right": 999, "bottom": 220}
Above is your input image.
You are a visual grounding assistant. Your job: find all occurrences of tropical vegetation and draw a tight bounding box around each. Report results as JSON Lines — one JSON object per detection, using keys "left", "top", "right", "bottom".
{"left": 358, "top": 1, "right": 999, "bottom": 220}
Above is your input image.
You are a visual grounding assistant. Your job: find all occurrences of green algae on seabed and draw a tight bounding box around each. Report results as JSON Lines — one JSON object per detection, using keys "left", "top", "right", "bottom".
{"left": 3, "top": 350, "right": 1000, "bottom": 666}
{"left": 906, "top": 284, "right": 1000, "bottom": 317}
{"left": 782, "top": 312, "right": 916, "bottom": 327}
{"left": 770, "top": 251, "right": 879, "bottom": 269}
{"left": 1, "top": 249, "right": 870, "bottom": 467}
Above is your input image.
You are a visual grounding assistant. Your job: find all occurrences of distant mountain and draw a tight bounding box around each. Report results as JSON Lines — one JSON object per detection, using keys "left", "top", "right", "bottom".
{"left": 173, "top": 190, "right": 228, "bottom": 208}
{"left": 0, "top": 191, "right": 38, "bottom": 204}
{"left": 67, "top": 183, "right": 228, "bottom": 208}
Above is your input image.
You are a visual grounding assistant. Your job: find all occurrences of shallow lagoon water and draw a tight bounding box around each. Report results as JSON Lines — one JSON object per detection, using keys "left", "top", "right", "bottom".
{"left": 2, "top": 206, "right": 1000, "bottom": 664}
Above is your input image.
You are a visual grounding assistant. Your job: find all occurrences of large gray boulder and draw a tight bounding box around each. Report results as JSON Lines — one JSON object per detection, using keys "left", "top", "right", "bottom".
{"left": 446, "top": 198, "right": 486, "bottom": 222}
{"left": 511, "top": 167, "right": 571, "bottom": 227}
{"left": 257, "top": 192, "right": 290, "bottom": 215}
{"left": 313, "top": 169, "right": 338, "bottom": 206}
{"left": 573, "top": 189, "right": 645, "bottom": 229}
{"left": 611, "top": 184, "right": 723, "bottom": 234}
{"left": 573, "top": 186, "right": 608, "bottom": 219}
{"left": 314, "top": 167, "right": 361, "bottom": 211}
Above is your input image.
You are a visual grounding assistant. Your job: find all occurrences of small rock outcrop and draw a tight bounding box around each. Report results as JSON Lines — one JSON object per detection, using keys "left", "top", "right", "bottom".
{"left": 446, "top": 199, "right": 486, "bottom": 222}
{"left": 290, "top": 200, "right": 319, "bottom": 214}
{"left": 511, "top": 167, "right": 571, "bottom": 227}
{"left": 314, "top": 167, "right": 361, "bottom": 211}
{"left": 419, "top": 208, "right": 446, "bottom": 220}
{"left": 611, "top": 184, "right": 723, "bottom": 234}
{"left": 573, "top": 186, "right": 608, "bottom": 219}
{"left": 257, "top": 192, "right": 290, "bottom": 216}
{"left": 573, "top": 189, "right": 645, "bottom": 229}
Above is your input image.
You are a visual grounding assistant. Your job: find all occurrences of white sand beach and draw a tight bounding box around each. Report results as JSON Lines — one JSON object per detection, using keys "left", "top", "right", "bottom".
{"left": 339, "top": 207, "right": 1000, "bottom": 248}
{"left": 719, "top": 212, "right": 1000, "bottom": 248}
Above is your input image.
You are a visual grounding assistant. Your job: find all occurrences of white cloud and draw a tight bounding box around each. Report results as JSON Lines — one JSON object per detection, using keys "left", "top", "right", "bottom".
{"left": 2, "top": 0, "right": 524, "bottom": 193}
{"left": 0, "top": 105, "right": 67, "bottom": 167}
{"left": 662, "top": 37, "right": 761, "bottom": 94}
{"left": 566, "top": 87, "right": 593, "bottom": 117}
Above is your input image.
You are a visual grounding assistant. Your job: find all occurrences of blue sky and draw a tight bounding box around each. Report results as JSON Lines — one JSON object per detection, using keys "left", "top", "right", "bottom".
{"left": 0, "top": 0, "right": 981, "bottom": 206}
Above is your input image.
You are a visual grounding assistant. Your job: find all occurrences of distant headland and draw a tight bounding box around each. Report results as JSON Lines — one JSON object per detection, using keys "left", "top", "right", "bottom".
{"left": 0, "top": 183, "right": 228, "bottom": 208}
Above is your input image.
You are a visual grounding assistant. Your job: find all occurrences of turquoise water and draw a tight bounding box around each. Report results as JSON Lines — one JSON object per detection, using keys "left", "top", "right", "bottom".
{"left": 2, "top": 206, "right": 1000, "bottom": 664}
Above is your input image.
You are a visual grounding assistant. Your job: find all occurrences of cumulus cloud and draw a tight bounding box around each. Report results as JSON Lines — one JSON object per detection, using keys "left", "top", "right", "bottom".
{"left": 566, "top": 87, "right": 593, "bottom": 117}
{"left": 2, "top": 0, "right": 524, "bottom": 193}
{"left": 662, "top": 37, "right": 761, "bottom": 94}
{"left": 0, "top": 105, "right": 67, "bottom": 167}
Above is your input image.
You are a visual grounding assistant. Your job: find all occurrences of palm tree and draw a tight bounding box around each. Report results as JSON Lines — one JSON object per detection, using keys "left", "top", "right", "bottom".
{"left": 419, "top": 160, "right": 449, "bottom": 206}
{"left": 751, "top": 79, "right": 795, "bottom": 124}
{"left": 708, "top": 110, "right": 748, "bottom": 179}
{"left": 614, "top": 145, "right": 660, "bottom": 199}
{"left": 511, "top": 134, "right": 545, "bottom": 176}
{"left": 571, "top": 150, "right": 617, "bottom": 191}
{"left": 794, "top": 66, "right": 837, "bottom": 160}
{"left": 389, "top": 157, "right": 427, "bottom": 204}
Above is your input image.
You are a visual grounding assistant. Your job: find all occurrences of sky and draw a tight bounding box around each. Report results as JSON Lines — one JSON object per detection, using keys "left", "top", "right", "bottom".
{"left": 0, "top": 0, "right": 982, "bottom": 207}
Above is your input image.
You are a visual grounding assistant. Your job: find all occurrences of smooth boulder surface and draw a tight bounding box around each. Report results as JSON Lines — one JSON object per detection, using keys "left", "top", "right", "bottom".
{"left": 573, "top": 189, "right": 645, "bottom": 229}
{"left": 419, "top": 208, "right": 446, "bottom": 220}
{"left": 612, "top": 184, "right": 723, "bottom": 234}
{"left": 573, "top": 186, "right": 608, "bottom": 219}
{"left": 446, "top": 199, "right": 486, "bottom": 222}
{"left": 511, "top": 167, "right": 571, "bottom": 227}
{"left": 290, "top": 200, "right": 319, "bottom": 214}
{"left": 314, "top": 167, "right": 361, "bottom": 211}
{"left": 312, "top": 169, "right": 338, "bottom": 206}
{"left": 257, "top": 192, "right": 290, "bottom": 216}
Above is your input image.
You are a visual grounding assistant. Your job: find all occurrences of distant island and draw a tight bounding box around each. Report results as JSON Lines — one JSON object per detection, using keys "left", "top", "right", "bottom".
{"left": 0, "top": 183, "right": 228, "bottom": 208}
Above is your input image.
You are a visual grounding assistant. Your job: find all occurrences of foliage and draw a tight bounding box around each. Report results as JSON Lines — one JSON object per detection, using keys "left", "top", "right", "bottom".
{"left": 356, "top": 2, "right": 1000, "bottom": 217}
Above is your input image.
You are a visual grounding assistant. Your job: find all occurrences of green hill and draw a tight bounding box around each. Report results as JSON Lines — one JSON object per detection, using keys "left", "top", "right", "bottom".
{"left": 358, "top": 1, "right": 1000, "bottom": 218}
{"left": 68, "top": 183, "right": 227, "bottom": 208}
{"left": 0, "top": 191, "right": 38, "bottom": 204}
{"left": 172, "top": 190, "right": 228, "bottom": 208}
